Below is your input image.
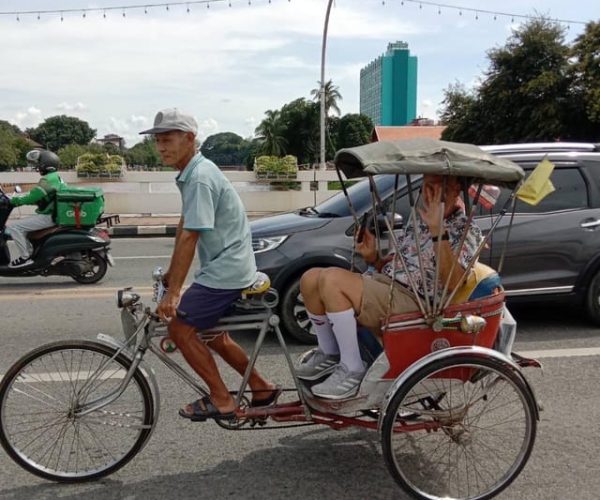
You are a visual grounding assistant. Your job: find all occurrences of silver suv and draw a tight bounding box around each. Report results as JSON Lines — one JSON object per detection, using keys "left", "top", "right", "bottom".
{"left": 480, "top": 142, "right": 600, "bottom": 324}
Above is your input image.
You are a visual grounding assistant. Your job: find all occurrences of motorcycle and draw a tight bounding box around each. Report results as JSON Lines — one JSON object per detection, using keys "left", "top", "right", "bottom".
{"left": 0, "top": 184, "right": 116, "bottom": 284}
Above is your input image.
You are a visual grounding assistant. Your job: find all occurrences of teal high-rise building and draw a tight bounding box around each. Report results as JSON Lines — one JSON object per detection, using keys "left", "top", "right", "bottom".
{"left": 360, "top": 41, "right": 418, "bottom": 126}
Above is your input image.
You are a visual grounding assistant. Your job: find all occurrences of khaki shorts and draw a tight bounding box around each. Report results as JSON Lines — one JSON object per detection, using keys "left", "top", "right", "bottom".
{"left": 357, "top": 273, "right": 419, "bottom": 331}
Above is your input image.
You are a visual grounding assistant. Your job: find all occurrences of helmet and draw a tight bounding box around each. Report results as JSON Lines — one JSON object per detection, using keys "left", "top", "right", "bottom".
{"left": 26, "top": 149, "right": 60, "bottom": 175}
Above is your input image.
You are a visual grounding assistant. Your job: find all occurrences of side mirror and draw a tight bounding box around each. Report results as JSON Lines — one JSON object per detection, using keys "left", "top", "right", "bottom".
{"left": 14, "top": 185, "right": 22, "bottom": 194}
{"left": 356, "top": 212, "right": 404, "bottom": 242}
{"left": 373, "top": 212, "right": 403, "bottom": 234}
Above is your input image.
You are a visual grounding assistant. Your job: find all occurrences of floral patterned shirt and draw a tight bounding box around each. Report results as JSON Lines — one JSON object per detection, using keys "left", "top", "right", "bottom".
{"left": 381, "top": 209, "right": 483, "bottom": 300}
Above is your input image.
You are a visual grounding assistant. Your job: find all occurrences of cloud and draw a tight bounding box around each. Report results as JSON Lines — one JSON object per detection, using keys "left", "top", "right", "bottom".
{"left": 0, "top": 0, "right": 596, "bottom": 144}
{"left": 13, "top": 107, "right": 42, "bottom": 129}
{"left": 56, "top": 102, "right": 87, "bottom": 112}
{"left": 196, "top": 118, "right": 220, "bottom": 142}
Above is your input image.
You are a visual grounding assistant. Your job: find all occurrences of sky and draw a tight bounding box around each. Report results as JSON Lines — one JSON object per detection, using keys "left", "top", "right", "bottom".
{"left": 0, "top": 0, "right": 597, "bottom": 147}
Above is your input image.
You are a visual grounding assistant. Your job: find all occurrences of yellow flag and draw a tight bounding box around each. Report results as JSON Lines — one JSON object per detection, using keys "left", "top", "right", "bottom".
{"left": 516, "top": 157, "right": 555, "bottom": 205}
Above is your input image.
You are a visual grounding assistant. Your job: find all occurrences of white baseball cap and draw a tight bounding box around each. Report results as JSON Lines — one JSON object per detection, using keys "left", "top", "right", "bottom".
{"left": 139, "top": 108, "right": 198, "bottom": 135}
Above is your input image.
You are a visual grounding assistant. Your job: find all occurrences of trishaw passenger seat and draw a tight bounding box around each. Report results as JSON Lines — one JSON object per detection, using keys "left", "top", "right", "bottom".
{"left": 450, "top": 262, "right": 503, "bottom": 304}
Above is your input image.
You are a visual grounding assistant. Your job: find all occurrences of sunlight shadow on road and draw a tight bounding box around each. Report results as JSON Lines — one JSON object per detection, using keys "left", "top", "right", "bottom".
{"left": 0, "top": 427, "right": 406, "bottom": 500}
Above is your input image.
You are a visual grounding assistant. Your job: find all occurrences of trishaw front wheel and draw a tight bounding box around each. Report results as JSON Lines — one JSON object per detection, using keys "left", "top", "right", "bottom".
{"left": 0, "top": 340, "right": 155, "bottom": 482}
{"left": 381, "top": 355, "right": 537, "bottom": 500}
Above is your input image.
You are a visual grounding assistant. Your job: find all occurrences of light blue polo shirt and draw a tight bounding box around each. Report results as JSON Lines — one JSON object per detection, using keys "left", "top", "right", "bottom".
{"left": 176, "top": 153, "right": 257, "bottom": 289}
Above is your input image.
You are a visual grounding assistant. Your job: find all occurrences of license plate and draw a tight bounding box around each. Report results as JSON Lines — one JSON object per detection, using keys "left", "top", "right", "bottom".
{"left": 107, "top": 252, "right": 115, "bottom": 266}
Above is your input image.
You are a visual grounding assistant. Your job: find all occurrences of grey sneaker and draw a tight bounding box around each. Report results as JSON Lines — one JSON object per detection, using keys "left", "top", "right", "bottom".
{"left": 295, "top": 349, "right": 340, "bottom": 381}
{"left": 311, "top": 362, "right": 367, "bottom": 400}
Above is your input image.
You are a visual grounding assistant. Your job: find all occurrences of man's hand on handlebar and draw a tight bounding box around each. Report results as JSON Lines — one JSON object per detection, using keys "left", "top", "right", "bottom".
{"left": 156, "top": 290, "right": 180, "bottom": 322}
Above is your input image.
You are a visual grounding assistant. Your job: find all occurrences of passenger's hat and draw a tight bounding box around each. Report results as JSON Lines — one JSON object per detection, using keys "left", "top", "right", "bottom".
{"left": 139, "top": 108, "right": 198, "bottom": 135}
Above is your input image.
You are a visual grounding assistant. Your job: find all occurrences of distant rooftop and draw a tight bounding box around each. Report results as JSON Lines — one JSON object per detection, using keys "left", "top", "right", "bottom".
{"left": 371, "top": 125, "right": 446, "bottom": 142}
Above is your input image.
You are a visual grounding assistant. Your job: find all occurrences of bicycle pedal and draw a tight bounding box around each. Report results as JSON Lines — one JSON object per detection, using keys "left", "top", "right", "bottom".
{"left": 249, "top": 417, "right": 267, "bottom": 428}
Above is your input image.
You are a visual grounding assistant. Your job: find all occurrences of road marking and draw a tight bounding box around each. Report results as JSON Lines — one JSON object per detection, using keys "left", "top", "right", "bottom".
{"left": 113, "top": 255, "right": 171, "bottom": 260}
{"left": 518, "top": 347, "right": 600, "bottom": 359}
{"left": 2, "top": 347, "right": 599, "bottom": 382}
{"left": 0, "top": 286, "right": 155, "bottom": 300}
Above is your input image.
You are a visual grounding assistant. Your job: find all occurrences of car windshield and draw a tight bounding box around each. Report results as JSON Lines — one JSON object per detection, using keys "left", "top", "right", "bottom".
{"left": 312, "top": 175, "right": 398, "bottom": 217}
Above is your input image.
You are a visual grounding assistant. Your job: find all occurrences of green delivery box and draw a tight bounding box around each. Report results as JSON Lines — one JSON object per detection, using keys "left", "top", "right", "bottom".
{"left": 55, "top": 186, "right": 105, "bottom": 227}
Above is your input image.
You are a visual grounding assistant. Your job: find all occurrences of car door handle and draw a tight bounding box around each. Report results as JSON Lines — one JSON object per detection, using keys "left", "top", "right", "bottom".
{"left": 580, "top": 218, "right": 600, "bottom": 229}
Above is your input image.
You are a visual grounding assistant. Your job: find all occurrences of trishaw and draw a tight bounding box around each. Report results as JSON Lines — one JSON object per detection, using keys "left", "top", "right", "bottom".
{"left": 0, "top": 139, "right": 542, "bottom": 500}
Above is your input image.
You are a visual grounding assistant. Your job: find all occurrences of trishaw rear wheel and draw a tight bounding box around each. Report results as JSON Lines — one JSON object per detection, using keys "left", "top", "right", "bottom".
{"left": 381, "top": 355, "right": 537, "bottom": 500}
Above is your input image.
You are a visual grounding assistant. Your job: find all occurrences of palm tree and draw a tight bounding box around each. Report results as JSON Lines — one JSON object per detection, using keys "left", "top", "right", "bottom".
{"left": 254, "top": 110, "right": 287, "bottom": 156}
{"left": 311, "top": 79, "right": 343, "bottom": 116}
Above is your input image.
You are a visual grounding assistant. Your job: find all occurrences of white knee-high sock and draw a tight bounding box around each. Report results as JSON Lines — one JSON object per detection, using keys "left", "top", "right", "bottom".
{"left": 307, "top": 312, "right": 339, "bottom": 355}
{"left": 326, "top": 309, "right": 364, "bottom": 373}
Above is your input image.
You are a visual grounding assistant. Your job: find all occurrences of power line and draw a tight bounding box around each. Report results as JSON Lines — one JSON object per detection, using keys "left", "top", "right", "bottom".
{"left": 394, "top": 0, "right": 587, "bottom": 25}
{"left": 0, "top": 0, "right": 589, "bottom": 26}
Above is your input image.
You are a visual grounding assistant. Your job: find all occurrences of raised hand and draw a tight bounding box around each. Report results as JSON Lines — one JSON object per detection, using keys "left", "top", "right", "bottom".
{"left": 418, "top": 182, "right": 444, "bottom": 235}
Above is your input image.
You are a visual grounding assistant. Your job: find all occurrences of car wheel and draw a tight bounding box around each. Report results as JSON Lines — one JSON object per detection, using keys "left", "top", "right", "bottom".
{"left": 586, "top": 270, "right": 600, "bottom": 325}
{"left": 280, "top": 276, "right": 317, "bottom": 344}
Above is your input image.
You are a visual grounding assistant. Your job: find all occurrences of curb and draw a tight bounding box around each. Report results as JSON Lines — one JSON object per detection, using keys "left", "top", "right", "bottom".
{"left": 108, "top": 225, "right": 178, "bottom": 237}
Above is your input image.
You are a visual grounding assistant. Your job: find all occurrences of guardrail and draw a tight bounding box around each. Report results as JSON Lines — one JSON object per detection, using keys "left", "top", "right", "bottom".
{"left": 0, "top": 170, "right": 343, "bottom": 215}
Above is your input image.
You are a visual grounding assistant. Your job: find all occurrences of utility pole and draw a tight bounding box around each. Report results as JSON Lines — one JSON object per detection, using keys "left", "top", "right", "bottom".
{"left": 319, "top": 0, "right": 335, "bottom": 171}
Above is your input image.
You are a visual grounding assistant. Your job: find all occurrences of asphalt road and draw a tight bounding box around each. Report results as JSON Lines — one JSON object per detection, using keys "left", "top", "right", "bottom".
{"left": 0, "top": 238, "right": 599, "bottom": 500}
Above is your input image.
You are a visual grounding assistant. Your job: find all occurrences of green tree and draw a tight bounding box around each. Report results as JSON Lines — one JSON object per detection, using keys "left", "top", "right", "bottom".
{"left": 440, "top": 17, "right": 576, "bottom": 144}
{"left": 200, "top": 132, "right": 250, "bottom": 166}
{"left": 243, "top": 138, "right": 262, "bottom": 171}
{"left": 0, "top": 127, "right": 18, "bottom": 170}
{"left": 310, "top": 79, "right": 343, "bottom": 116}
{"left": 568, "top": 20, "right": 600, "bottom": 140}
{"left": 57, "top": 144, "right": 89, "bottom": 169}
{"left": 278, "top": 98, "right": 320, "bottom": 165}
{"left": 440, "top": 83, "right": 483, "bottom": 143}
{"left": 27, "top": 115, "right": 96, "bottom": 152}
{"left": 336, "top": 113, "right": 373, "bottom": 149}
{"left": 124, "top": 136, "right": 160, "bottom": 169}
{"left": 255, "top": 110, "right": 287, "bottom": 157}
{"left": 0, "top": 121, "right": 31, "bottom": 171}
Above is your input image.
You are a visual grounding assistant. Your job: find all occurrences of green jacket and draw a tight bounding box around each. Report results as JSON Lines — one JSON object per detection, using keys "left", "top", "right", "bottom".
{"left": 11, "top": 171, "right": 65, "bottom": 215}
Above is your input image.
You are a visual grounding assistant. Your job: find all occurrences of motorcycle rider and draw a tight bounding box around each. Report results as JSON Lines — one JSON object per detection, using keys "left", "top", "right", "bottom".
{"left": 7, "top": 149, "right": 64, "bottom": 268}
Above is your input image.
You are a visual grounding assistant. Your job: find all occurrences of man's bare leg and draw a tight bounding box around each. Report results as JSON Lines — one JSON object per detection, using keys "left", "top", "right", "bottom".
{"left": 169, "top": 318, "right": 235, "bottom": 413}
{"left": 318, "top": 268, "right": 363, "bottom": 312}
{"left": 315, "top": 268, "right": 366, "bottom": 376}
{"left": 300, "top": 268, "right": 326, "bottom": 314}
{"left": 206, "top": 332, "right": 278, "bottom": 402}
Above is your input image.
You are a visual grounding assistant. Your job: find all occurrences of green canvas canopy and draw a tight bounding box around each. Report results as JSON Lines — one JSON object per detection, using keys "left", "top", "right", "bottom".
{"left": 335, "top": 138, "right": 525, "bottom": 186}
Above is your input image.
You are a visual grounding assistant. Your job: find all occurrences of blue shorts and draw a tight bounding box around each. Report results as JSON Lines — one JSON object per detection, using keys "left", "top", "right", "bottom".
{"left": 176, "top": 283, "right": 242, "bottom": 331}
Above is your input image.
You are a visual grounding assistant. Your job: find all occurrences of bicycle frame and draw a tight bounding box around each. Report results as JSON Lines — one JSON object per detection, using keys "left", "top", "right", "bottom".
{"left": 75, "top": 280, "right": 313, "bottom": 422}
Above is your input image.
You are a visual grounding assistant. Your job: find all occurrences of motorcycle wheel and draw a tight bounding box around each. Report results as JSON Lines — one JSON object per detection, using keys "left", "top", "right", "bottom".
{"left": 71, "top": 250, "right": 108, "bottom": 284}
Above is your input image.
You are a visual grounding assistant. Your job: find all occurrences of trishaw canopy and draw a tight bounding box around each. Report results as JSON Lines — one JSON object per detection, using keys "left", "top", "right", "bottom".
{"left": 335, "top": 138, "right": 525, "bottom": 186}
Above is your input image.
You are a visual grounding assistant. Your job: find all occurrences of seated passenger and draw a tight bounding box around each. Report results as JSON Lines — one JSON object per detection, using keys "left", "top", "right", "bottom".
{"left": 298, "top": 175, "right": 483, "bottom": 399}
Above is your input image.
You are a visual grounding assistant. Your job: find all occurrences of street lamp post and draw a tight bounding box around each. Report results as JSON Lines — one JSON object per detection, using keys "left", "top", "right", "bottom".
{"left": 319, "top": 0, "right": 335, "bottom": 171}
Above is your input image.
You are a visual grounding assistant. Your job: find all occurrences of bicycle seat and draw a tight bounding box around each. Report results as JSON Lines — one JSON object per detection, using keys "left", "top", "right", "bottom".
{"left": 241, "top": 272, "right": 271, "bottom": 296}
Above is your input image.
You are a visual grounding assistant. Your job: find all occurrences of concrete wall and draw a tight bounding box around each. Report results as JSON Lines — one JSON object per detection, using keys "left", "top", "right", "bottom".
{"left": 0, "top": 170, "right": 343, "bottom": 215}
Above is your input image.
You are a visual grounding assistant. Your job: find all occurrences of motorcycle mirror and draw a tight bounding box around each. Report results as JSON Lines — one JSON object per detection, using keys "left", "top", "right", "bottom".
{"left": 14, "top": 185, "right": 22, "bottom": 194}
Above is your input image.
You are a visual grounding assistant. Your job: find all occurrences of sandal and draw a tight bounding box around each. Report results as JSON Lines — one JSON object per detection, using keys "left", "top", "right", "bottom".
{"left": 179, "top": 396, "right": 236, "bottom": 422}
{"left": 250, "top": 385, "right": 282, "bottom": 408}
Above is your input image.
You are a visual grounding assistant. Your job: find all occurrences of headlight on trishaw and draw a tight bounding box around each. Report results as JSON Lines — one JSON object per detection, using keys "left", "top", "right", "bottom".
{"left": 252, "top": 235, "right": 288, "bottom": 254}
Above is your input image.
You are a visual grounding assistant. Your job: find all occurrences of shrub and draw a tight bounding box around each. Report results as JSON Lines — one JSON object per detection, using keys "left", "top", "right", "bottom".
{"left": 76, "top": 153, "right": 124, "bottom": 177}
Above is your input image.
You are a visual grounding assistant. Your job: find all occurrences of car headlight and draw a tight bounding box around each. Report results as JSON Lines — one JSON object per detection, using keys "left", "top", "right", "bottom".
{"left": 252, "top": 235, "right": 288, "bottom": 254}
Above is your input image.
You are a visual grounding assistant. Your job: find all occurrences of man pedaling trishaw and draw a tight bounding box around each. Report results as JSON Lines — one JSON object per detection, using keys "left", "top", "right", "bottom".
{"left": 0, "top": 138, "right": 543, "bottom": 500}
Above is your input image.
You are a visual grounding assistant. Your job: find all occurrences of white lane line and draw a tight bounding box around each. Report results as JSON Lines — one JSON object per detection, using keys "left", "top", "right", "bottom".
{"left": 113, "top": 255, "right": 171, "bottom": 260}
{"left": 518, "top": 347, "right": 600, "bottom": 359}
{"left": 2, "top": 347, "right": 599, "bottom": 382}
